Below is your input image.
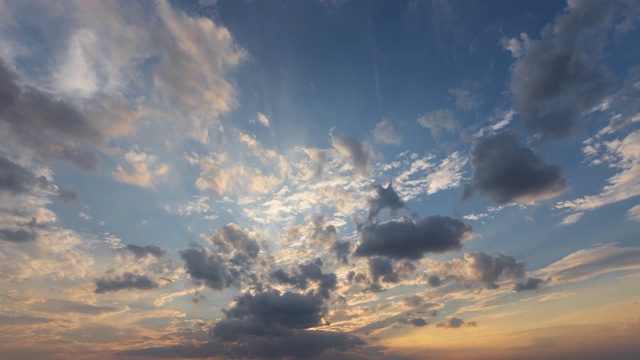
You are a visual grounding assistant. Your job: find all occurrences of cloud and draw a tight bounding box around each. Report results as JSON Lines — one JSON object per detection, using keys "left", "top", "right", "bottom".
{"left": 0, "top": 57, "right": 104, "bottom": 170}
{"left": 331, "top": 136, "right": 371, "bottom": 176}
{"left": 368, "top": 257, "right": 400, "bottom": 284}
{"left": 506, "top": 1, "right": 620, "bottom": 138}
{"left": 94, "top": 272, "right": 159, "bottom": 294}
{"left": 534, "top": 244, "right": 640, "bottom": 285}
{"left": 514, "top": 277, "right": 544, "bottom": 292}
{"left": 0, "top": 228, "right": 37, "bottom": 243}
{"left": 450, "top": 87, "right": 480, "bottom": 110}
{"left": 355, "top": 216, "right": 472, "bottom": 260}
{"left": 0, "top": 156, "right": 49, "bottom": 195}
{"left": 126, "top": 244, "right": 166, "bottom": 259}
{"left": 417, "top": 109, "right": 456, "bottom": 137}
{"left": 627, "top": 204, "right": 640, "bottom": 222}
{"left": 373, "top": 119, "right": 401, "bottom": 145}
{"left": 253, "top": 112, "right": 271, "bottom": 127}
{"left": 409, "top": 318, "right": 428, "bottom": 327}
{"left": 436, "top": 317, "right": 477, "bottom": 329}
{"left": 270, "top": 258, "right": 337, "bottom": 299}
{"left": 428, "top": 275, "right": 442, "bottom": 287}
{"left": 404, "top": 295, "right": 423, "bottom": 307}
{"left": 465, "top": 252, "right": 526, "bottom": 289}
{"left": 307, "top": 214, "right": 338, "bottom": 245}
{"left": 465, "top": 131, "right": 566, "bottom": 204}
{"left": 112, "top": 150, "right": 169, "bottom": 189}
{"left": 179, "top": 248, "right": 238, "bottom": 290}
{"left": 57, "top": 188, "right": 78, "bottom": 203}
{"left": 332, "top": 240, "right": 351, "bottom": 264}
{"left": 557, "top": 129, "right": 640, "bottom": 224}
{"left": 30, "top": 299, "right": 120, "bottom": 315}
{"left": 367, "top": 182, "right": 405, "bottom": 221}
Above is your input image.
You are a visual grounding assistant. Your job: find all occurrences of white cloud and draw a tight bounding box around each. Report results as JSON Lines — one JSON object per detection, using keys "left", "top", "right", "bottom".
{"left": 417, "top": 110, "right": 456, "bottom": 137}
{"left": 373, "top": 119, "right": 401, "bottom": 145}
{"left": 626, "top": 204, "right": 640, "bottom": 222}
{"left": 557, "top": 129, "right": 640, "bottom": 223}
{"left": 253, "top": 113, "right": 271, "bottom": 127}
{"left": 113, "top": 150, "right": 169, "bottom": 189}
{"left": 449, "top": 87, "right": 480, "bottom": 110}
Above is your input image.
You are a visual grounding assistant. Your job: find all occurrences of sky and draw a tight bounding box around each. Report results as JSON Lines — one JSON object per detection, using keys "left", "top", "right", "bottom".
{"left": 0, "top": 0, "right": 639, "bottom": 359}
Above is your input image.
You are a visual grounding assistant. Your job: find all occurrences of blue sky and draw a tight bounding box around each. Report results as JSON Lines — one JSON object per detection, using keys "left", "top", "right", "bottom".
{"left": 0, "top": 0, "right": 639, "bottom": 359}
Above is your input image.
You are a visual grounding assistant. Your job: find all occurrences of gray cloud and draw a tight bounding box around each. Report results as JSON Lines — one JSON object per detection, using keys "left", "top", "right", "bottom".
{"left": 367, "top": 183, "right": 405, "bottom": 222}
{"left": 179, "top": 249, "right": 237, "bottom": 290}
{"left": 508, "top": 1, "right": 620, "bottom": 139}
{"left": 57, "top": 188, "right": 78, "bottom": 202}
{"left": 30, "top": 299, "right": 119, "bottom": 315}
{"left": 0, "top": 228, "right": 37, "bottom": 243}
{"left": 464, "top": 131, "right": 566, "bottom": 204}
{"left": 270, "top": 258, "right": 337, "bottom": 299}
{"left": 0, "top": 57, "right": 104, "bottom": 170}
{"left": 436, "top": 317, "right": 477, "bottom": 329}
{"left": 332, "top": 239, "right": 351, "bottom": 264}
{"left": 409, "top": 318, "right": 428, "bottom": 327}
{"left": 428, "top": 275, "right": 442, "bottom": 287}
{"left": 0, "top": 156, "right": 48, "bottom": 195}
{"left": 94, "top": 272, "right": 159, "bottom": 294}
{"left": 331, "top": 136, "right": 370, "bottom": 176}
{"left": 126, "top": 244, "right": 166, "bottom": 259}
{"left": 355, "top": 216, "right": 472, "bottom": 260}
{"left": 308, "top": 214, "right": 338, "bottom": 245}
{"left": 465, "top": 252, "right": 526, "bottom": 289}
{"left": 369, "top": 257, "right": 400, "bottom": 284}
{"left": 514, "top": 277, "right": 544, "bottom": 292}
{"left": 404, "top": 295, "right": 423, "bottom": 308}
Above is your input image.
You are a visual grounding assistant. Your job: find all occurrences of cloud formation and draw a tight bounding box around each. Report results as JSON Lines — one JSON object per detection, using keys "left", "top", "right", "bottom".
{"left": 373, "top": 119, "right": 401, "bottom": 145}
{"left": 331, "top": 136, "right": 371, "bottom": 175}
{"left": 355, "top": 216, "right": 472, "bottom": 260}
{"left": 367, "top": 182, "right": 405, "bottom": 221}
{"left": 126, "top": 244, "right": 166, "bottom": 259}
{"left": 465, "top": 252, "right": 526, "bottom": 289}
{"left": 506, "top": 0, "right": 621, "bottom": 138}
{"left": 436, "top": 317, "right": 477, "bottom": 329}
{"left": 0, "top": 156, "right": 48, "bottom": 195}
{"left": 94, "top": 272, "right": 159, "bottom": 294}
{"left": 465, "top": 131, "right": 566, "bottom": 204}
{"left": 417, "top": 109, "right": 456, "bottom": 137}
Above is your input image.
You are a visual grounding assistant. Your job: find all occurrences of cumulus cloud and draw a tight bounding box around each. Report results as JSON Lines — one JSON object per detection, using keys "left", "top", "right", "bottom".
{"left": 368, "top": 257, "right": 400, "bottom": 284}
{"left": 254, "top": 112, "right": 271, "bottom": 127}
{"left": 331, "top": 136, "right": 371, "bottom": 176}
{"left": 373, "top": 119, "right": 401, "bottom": 145}
{"left": 0, "top": 57, "right": 103, "bottom": 170}
{"left": 270, "top": 258, "right": 338, "bottom": 299}
{"left": 417, "top": 109, "right": 456, "bottom": 137}
{"left": 355, "top": 216, "right": 472, "bottom": 260}
{"left": 112, "top": 150, "right": 169, "bottom": 189}
{"left": 465, "top": 252, "right": 526, "bottom": 289}
{"left": 332, "top": 240, "right": 351, "bottom": 264}
{"left": 0, "top": 228, "right": 37, "bottom": 243}
{"left": 180, "top": 223, "right": 261, "bottom": 290}
{"left": 436, "top": 317, "right": 477, "bottom": 329}
{"left": 465, "top": 131, "right": 566, "bottom": 204}
{"left": 94, "top": 272, "right": 159, "bottom": 294}
{"left": 506, "top": 0, "right": 623, "bottom": 138}
{"left": 367, "top": 182, "right": 405, "bottom": 221}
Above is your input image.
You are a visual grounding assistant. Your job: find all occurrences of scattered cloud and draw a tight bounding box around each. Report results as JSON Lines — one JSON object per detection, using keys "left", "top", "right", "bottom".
{"left": 417, "top": 109, "right": 456, "bottom": 138}
{"left": 373, "top": 119, "right": 402, "bottom": 145}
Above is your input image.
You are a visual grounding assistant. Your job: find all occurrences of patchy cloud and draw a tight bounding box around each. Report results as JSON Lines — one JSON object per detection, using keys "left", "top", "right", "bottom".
{"left": 465, "top": 131, "right": 566, "bottom": 204}
{"left": 436, "top": 317, "right": 477, "bottom": 329}
{"left": 450, "top": 87, "right": 480, "bottom": 110}
{"left": 514, "top": 277, "right": 544, "bottom": 292}
{"left": 94, "top": 272, "right": 159, "bottom": 293}
{"left": 126, "top": 244, "right": 166, "bottom": 259}
{"left": 355, "top": 216, "right": 472, "bottom": 260}
{"left": 367, "top": 182, "right": 405, "bottom": 221}
{"left": 331, "top": 136, "right": 371, "bottom": 176}
{"left": 270, "top": 258, "right": 337, "bottom": 299}
{"left": 417, "top": 109, "right": 456, "bottom": 137}
{"left": 0, "top": 228, "right": 37, "bottom": 243}
{"left": 465, "top": 252, "right": 526, "bottom": 289}
{"left": 373, "top": 119, "right": 401, "bottom": 145}
{"left": 0, "top": 156, "right": 49, "bottom": 195}
{"left": 506, "top": 1, "right": 620, "bottom": 138}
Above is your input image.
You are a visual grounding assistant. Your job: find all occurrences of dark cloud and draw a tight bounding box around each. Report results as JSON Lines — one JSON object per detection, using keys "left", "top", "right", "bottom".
{"left": 369, "top": 257, "right": 400, "bottom": 284}
{"left": 179, "top": 248, "right": 238, "bottom": 290}
{"left": 428, "top": 275, "right": 442, "bottom": 287}
{"left": 465, "top": 252, "right": 526, "bottom": 289}
{"left": 332, "top": 240, "right": 351, "bottom": 264}
{"left": 514, "top": 277, "right": 544, "bottom": 292}
{"left": 409, "top": 318, "right": 428, "bottom": 327}
{"left": 0, "top": 155, "right": 48, "bottom": 195}
{"left": 0, "top": 228, "right": 37, "bottom": 242}
{"left": 270, "top": 258, "right": 337, "bottom": 299}
{"left": 464, "top": 131, "right": 566, "bottom": 204}
{"left": 57, "top": 188, "right": 77, "bottom": 202}
{"left": 94, "top": 272, "right": 159, "bottom": 294}
{"left": 404, "top": 295, "right": 423, "bottom": 308}
{"left": 367, "top": 183, "right": 405, "bottom": 221}
{"left": 355, "top": 216, "right": 472, "bottom": 260}
{"left": 436, "top": 317, "right": 477, "bottom": 329}
{"left": 509, "top": 1, "right": 618, "bottom": 139}
{"left": 0, "top": 57, "right": 104, "bottom": 170}
{"left": 0, "top": 314, "right": 53, "bottom": 325}
{"left": 331, "top": 136, "right": 370, "bottom": 175}
{"left": 126, "top": 244, "right": 166, "bottom": 259}
{"left": 181, "top": 224, "right": 261, "bottom": 290}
